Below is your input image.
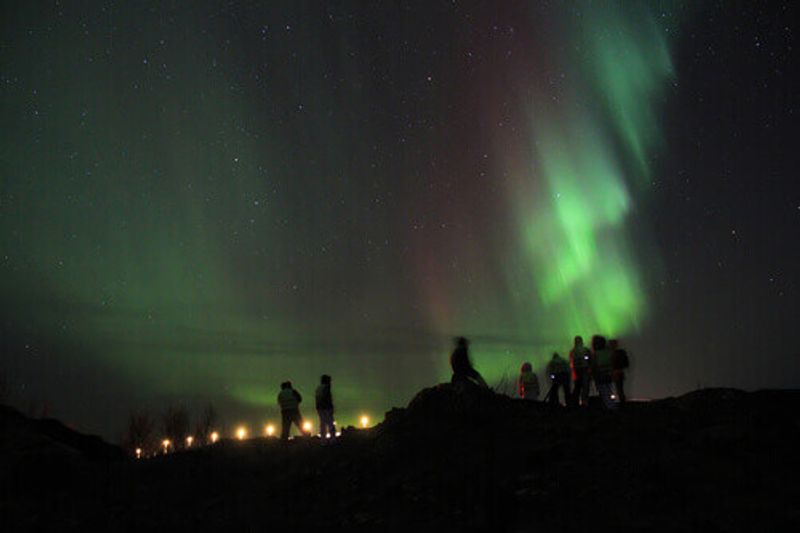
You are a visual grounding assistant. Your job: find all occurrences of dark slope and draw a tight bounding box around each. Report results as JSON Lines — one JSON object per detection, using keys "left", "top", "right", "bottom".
{"left": 1, "top": 388, "right": 799, "bottom": 532}
{"left": 0, "top": 405, "right": 124, "bottom": 462}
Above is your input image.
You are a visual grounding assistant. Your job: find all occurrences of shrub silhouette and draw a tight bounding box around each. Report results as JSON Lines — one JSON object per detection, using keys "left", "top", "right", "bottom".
{"left": 125, "top": 410, "right": 156, "bottom": 456}
{"left": 161, "top": 404, "right": 190, "bottom": 450}
{"left": 195, "top": 403, "right": 217, "bottom": 443}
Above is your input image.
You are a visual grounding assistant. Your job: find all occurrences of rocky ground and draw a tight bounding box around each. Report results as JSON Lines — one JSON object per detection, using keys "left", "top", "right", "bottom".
{"left": 2, "top": 386, "right": 799, "bottom": 532}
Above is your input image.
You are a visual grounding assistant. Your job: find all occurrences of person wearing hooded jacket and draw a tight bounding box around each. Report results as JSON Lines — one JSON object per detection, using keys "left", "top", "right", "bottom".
{"left": 278, "top": 381, "right": 309, "bottom": 440}
{"left": 569, "top": 335, "right": 591, "bottom": 406}
{"left": 609, "top": 339, "right": 630, "bottom": 404}
{"left": 545, "top": 352, "right": 571, "bottom": 405}
{"left": 315, "top": 374, "right": 336, "bottom": 439}
{"left": 517, "top": 362, "right": 540, "bottom": 400}
{"left": 591, "top": 335, "right": 616, "bottom": 409}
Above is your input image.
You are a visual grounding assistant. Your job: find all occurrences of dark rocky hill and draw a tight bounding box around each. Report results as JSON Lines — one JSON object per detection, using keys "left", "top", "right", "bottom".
{"left": 2, "top": 387, "right": 799, "bottom": 531}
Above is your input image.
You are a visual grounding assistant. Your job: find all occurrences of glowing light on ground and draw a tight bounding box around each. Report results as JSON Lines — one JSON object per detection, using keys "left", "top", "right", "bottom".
{"left": 185, "top": 436, "right": 194, "bottom": 447}
{"left": 236, "top": 426, "right": 248, "bottom": 440}
{"left": 265, "top": 424, "right": 275, "bottom": 437}
{"left": 360, "top": 415, "right": 370, "bottom": 428}
{"left": 302, "top": 421, "right": 312, "bottom": 433}
{"left": 135, "top": 447, "right": 142, "bottom": 459}
{"left": 210, "top": 431, "right": 219, "bottom": 444}
{"left": 161, "top": 439, "right": 171, "bottom": 453}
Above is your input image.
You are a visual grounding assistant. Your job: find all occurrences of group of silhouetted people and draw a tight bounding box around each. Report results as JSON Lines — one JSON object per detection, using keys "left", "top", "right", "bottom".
{"left": 277, "top": 375, "right": 337, "bottom": 441}
{"left": 279, "top": 335, "right": 630, "bottom": 441}
{"left": 520, "top": 335, "right": 630, "bottom": 408}
{"left": 446, "top": 334, "right": 630, "bottom": 409}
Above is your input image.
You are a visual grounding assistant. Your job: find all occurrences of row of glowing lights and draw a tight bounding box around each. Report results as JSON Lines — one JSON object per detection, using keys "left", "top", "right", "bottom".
{"left": 135, "top": 415, "right": 371, "bottom": 458}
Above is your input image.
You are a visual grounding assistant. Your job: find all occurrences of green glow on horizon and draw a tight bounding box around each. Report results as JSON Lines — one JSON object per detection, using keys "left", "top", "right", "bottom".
{"left": 0, "top": 3, "right": 680, "bottom": 439}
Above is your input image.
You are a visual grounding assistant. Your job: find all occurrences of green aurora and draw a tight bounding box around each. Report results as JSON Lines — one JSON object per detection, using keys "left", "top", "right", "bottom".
{"left": 1, "top": 2, "right": 678, "bottom": 438}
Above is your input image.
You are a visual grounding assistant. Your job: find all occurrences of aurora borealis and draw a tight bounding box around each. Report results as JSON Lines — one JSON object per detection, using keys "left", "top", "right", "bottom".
{"left": 2, "top": 1, "right": 798, "bottom": 440}
{"left": 517, "top": 2, "right": 674, "bottom": 339}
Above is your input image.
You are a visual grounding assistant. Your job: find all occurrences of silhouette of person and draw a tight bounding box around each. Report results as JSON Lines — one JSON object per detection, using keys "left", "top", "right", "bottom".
{"left": 315, "top": 374, "right": 336, "bottom": 440}
{"left": 450, "top": 336, "right": 489, "bottom": 389}
{"left": 591, "top": 335, "right": 616, "bottom": 409}
{"left": 545, "top": 352, "right": 571, "bottom": 405}
{"left": 609, "top": 339, "right": 630, "bottom": 404}
{"left": 517, "top": 362, "right": 540, "bottom": 400}
{"left": 277, "top": 381, "right": 309, "bottom": 440}
{"left": 569, "top": 335, "right": 591, "bottom": 407}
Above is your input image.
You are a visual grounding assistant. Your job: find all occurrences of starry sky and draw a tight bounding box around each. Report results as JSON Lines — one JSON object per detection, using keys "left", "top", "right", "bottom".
{"left": 1, "top": 1, "right": 798, "bottom": 441}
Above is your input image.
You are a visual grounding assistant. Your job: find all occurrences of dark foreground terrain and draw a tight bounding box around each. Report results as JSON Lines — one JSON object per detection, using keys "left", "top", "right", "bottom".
{"left": 2, "top": 387, "right": 799, "bottom": 532}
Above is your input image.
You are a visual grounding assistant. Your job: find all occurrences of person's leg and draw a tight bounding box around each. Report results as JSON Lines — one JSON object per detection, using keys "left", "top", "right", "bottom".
{"left": 572, "top": 371, "right": 583, "bottom": 406}
{"left": 292, "top": 410, "right": 306, "bottom": 435}
{"left": 608, "top": 381, "right": 618, "bottom": 409}
{"left": 281, "top": 411, "right": 291, "bottom": 440}
{"left": 617, "top": 376, "right": 626, "bottom": 404}
{"left": 599, "top": 381, "right": 616, "bottom": 410}
{"left": 581, "top": 371, "right": 590, "bottom": 405}
{"left": 546, "top": 383, "right": 556, "bottom": 404}
{"left": 561, "top": 374, "right": 571, "bottom": 405}
{"left": 319, "top": 409, "right": 331, "bottom": 437}
{"left": 325, "top": 410, "right": 336, "bottom": 436}
{"left": 600, "top": 381, "right": 607, "bottom": 406}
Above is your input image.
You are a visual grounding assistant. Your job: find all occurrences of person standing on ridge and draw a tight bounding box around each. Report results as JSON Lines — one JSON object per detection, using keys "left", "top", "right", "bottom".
{"left": 569, "top": 335, "right": 591, "bottom": 406}
{"left": 517, "top": 362, "right": 540, "bottom": 400}
{"left": 609, "top": 339, "right": 630, "bottom": 405}
{"left": 545, "top": 352, "right": 571, "bottom": 405}
{"left": 450, "top": 336, "right": 489, "bottom": 389}
{"left": 315, "top": 374, "right": 336, "bottom": 440}
{"left": 591, "top": 335, "right": 616, "bottom": 409}
{"left": 278, "top": 381, "right": 309, "bottom": 441}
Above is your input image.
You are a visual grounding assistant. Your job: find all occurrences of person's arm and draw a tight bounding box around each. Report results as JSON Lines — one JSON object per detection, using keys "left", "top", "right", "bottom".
{"left": 294, "top": 390, "right": 302, "bottom": 403}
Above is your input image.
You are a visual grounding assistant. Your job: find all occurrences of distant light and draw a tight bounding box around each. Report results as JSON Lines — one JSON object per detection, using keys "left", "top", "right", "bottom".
{"left": 360, "top": 415, "right": 370, "bottom": 428}
{"left": 135, "top": 447, "right": 142, "bottom": 459}
{"left": 185, "top": 436, "right": 194, "bottom": 447}
{"left": 162, "top": 439, "right": 171, "bottom": 453}
{"left": 236, "top": 426, "right": 248, "bottom": 440}
{"left": 302, "top": 420, "right": 312, "bottom": 433}
{"left": 610, "top": 394, "right": 617, "bottom": 400}
{"left": 335, "top": 431, "right": 342, "bottom": 437}
{"left": 265, "top": 424, "right": 275, "bottom": 437}
{"left": 210, "top": 431, "right": 219, "bottom": 444}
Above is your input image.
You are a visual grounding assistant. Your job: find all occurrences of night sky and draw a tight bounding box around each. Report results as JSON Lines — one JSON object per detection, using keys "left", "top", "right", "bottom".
{"left": 1, "top": 1, "right": 798, "bottom": 441}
